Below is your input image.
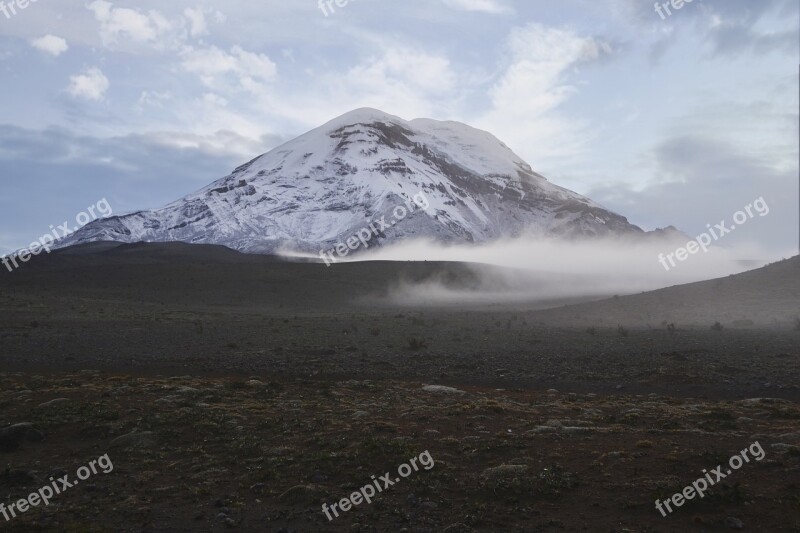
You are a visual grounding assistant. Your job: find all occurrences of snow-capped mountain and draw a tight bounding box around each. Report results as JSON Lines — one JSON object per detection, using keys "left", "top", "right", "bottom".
{"left": 57, "top": 108, "right": 658, "bottom": 255}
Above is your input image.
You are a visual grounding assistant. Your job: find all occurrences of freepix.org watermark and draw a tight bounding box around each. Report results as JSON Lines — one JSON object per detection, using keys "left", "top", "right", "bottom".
{"left": 322, "top": 450, "right": 434, "bottom": 521}
{"left": 657, "top": 196, "right": 769, "bottom": 272}
{"left": 654, "top": 0, "right": 698, "bottom": 21}
{"left": 0, "top": 453, "right": 114, "bottom": 522}
{"left": 318, "top": 0, "right": 353, "bottom": 17}
{"left": 319, "top": 192, "right": 429, "bottom": 267}
{"left": 655, "top": 441, "right": 765, "bottom": 517}
{"left": 0, "top": 0, "right": 40, "bottom": 20}
{"left": 1, "top": 198, "right": 113, "bottom": 273}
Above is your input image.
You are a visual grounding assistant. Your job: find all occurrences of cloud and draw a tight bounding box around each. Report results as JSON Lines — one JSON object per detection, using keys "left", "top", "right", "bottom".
{"left": 441, "top": 0, "right": 512, "bottom": 15}
{"left": 31, "top": 35, "right": 69, "bottom": 56}
{"left": 701, "top": 0, "right": 799, "bottom": 56}
{"left": 182, "top": 7, "right": 224, "bottom": 37}
{"left": 707, "top": 20, "right": 798, "bottom": 57}
{"left": 478, "top": 23, "right": 613, "bottom": 164}
{"left": 180, "top": 45, "right": 278, "bottom": 91}
{"left": 87, "top": 0, "right": 172, "bottom": 46}
{"left": 136, "top": 90, "right": 172, "bottom": 114}
{"left": 346, "top": 47, "right": 457, "bottom": 97}
{"left": 67, "top": 68, "right": 110, "bottom": 101}
{"left": 253, "top": 42, "right": 463, "bottom": 130}
{"left": 183, "top": 7, "right": 208, "bottom": 37}
{"left": 617, "top": 0, "right": 799, "bottom": 59}
{"left": 149, "top": 130, "right": 283, "bottom": 159}
{"left": 588, "top": 135, "right": 798, "bottom": 256}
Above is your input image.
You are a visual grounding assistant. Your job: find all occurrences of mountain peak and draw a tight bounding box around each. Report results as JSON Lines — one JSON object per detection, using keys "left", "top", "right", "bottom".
{"left": 323, "top": 107, "right": 406, "bottom": 129}
{"left": 56, "top": 110, "right": 650, "bottom": 255}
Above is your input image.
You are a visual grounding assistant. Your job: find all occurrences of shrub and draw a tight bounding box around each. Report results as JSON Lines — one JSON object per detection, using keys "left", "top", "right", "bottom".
{"left": 407, "top": 338, "right": 428, "bottom": 351}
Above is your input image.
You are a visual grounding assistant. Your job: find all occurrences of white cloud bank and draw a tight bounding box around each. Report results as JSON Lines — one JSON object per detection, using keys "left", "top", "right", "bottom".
{"left": 68, "top": 67, "right": 110, "bottom": 101}
{"left": 31, "top": 35, "right": 69, "bottom": 56}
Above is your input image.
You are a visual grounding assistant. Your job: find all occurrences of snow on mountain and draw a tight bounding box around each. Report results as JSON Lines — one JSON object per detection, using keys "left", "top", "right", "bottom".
{"left": 57, "top": 108, "right": 655, "bottom": 255}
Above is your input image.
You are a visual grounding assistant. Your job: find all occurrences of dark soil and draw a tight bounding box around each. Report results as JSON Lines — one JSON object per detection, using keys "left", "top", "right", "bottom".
{"left": 0, "top": 245, "right": 798, "bottom": 531}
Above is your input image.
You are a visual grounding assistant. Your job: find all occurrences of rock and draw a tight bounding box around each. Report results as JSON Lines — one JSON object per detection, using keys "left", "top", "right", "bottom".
{"left": 443, "top": 524, "right": 475, "bottom": 533}
{"left": 155, "top": 397, "right": 178, "bottom": 404}
{"left": 0, "top": 469, "right": 38, "bottom": 487}
{"left": 0, "top": 423, "right": 44, "bottom": 451}
{"left": 268, "top": 446, "right": 295, "bottom": 456}
{"left": 770, "top": 443, "right": 799, "bottom": 452}
{"left": 525, "top": 426, "right": 559, "bottom": 434}
{"left": 36, "top": 398, "right": 70, "bottom": 409}
{"left": 278, "top": 484, "right": 323, "bottom": 504}
{"left": 741, "top": 397, "right": 791, "bottom": 406}
{"left": 352, "top": 410, "right": 370, "bottom": 419}
{"left": 250, "top": 482, "right": 266, "bottom": 494}
{"left": 422, "top": 385, "right": 465, "bottom": 395}
{"left": 481, "top": 464, "right": 528, "bottom": 480}
{"left": 724, "top": 516, "right": 744, "bottom": 529}
{"left": 525, "top": 425, "right": 591, "bottom": 435}
{"left": 561, "top": 426, "right": 593, "bottom": 433}
{"left": 422, "top": 430, "right": 441, "bottom": 438}
{"left": 109, "top": 431, "right": 156, "bottom": 449}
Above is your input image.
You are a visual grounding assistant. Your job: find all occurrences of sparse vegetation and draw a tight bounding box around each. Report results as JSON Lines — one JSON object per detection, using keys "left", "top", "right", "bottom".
{"left": 407, "top": 337, "right": 428, "bottom": 351}
{"left": 538, "top": 465, "right": 577, "bottom": 495}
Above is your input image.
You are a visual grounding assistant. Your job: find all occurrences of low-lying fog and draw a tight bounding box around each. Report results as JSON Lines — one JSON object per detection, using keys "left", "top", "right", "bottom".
{"left": 290, "top": 236, "right": 788, "bottom": 306}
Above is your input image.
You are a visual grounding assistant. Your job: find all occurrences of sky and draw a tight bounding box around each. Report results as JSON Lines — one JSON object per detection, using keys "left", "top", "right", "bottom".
{"left": 0, "top": 0, "right": 798, "bottom": 258}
